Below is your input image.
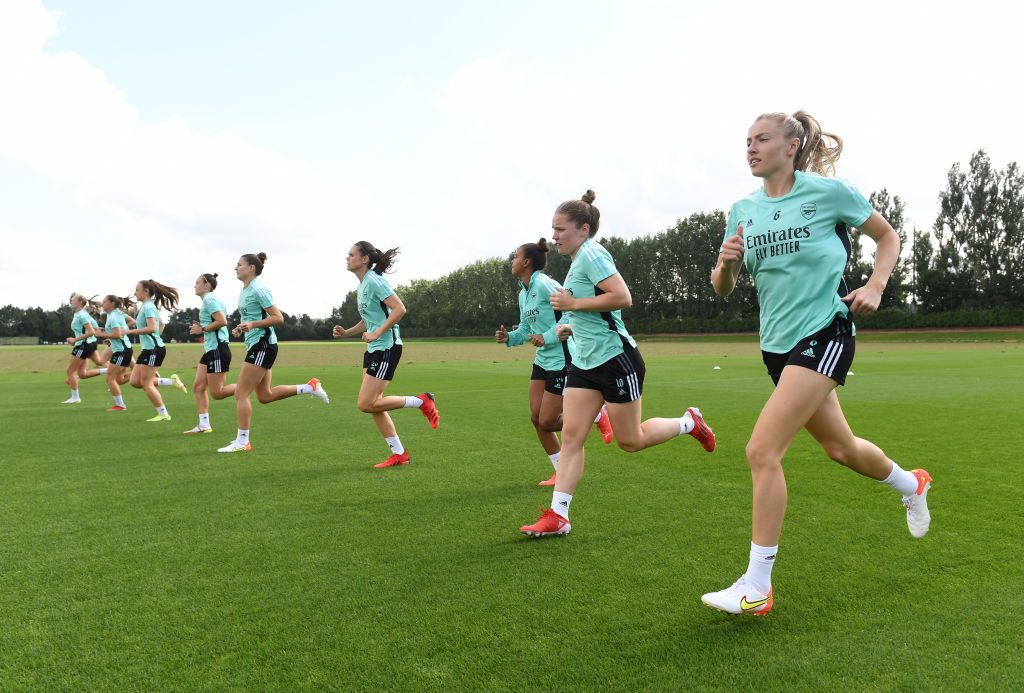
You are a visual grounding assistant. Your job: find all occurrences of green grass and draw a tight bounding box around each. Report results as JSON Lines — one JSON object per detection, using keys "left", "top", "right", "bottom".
{"left": 1, "top": 337, "right": 1022, "bottom": 691}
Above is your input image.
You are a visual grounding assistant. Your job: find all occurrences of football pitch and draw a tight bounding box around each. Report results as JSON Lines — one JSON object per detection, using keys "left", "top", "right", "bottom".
{"left": 1, "top": 334, "right": 1021, "bottom": 691}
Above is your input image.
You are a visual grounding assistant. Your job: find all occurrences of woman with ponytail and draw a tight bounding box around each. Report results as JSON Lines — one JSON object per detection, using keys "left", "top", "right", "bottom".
{"left": 496, "top": 238, "right": 614, "bottom": 487}
{"left": 90, "top": 294, "right": 135, "bottom": 411}
{"left": 703, "top": 110, "right": 931, "bottom": 616}
{"left": 184, "top": 272, "right": 236, "bottom": 435}
{"left": 61, "top": 293, "right": 107, "bottom": 404}
{"left": 125, "top": 279, "right": 188, "bottom": 421}
{"left": 333, "top": 241, "right": 439, "bottom": 468}
{"left": 518, "top": 190, "right": 716, "bottom": 539}
{"left": 218, "top": 252, "right": 329, "bottom": 454}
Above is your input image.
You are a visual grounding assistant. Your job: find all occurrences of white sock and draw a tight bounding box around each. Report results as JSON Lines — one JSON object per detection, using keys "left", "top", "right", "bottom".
{"left": 296, "top": 383, "right": 313, "bottom": 395}
{"left": 156, "top": 377, "right": 173, "bottom": 387}
{"left": 548, "top": 451, "right": 560, "bottom": 470}
{"left": 745, "top": 542, "right": 777, "bottom": 594}
{"left": 113, "top": 395, "right": 125, "bottom": 407}
{"left": 199, "top": 413, "right": 210, "bottom": 428}
{"left": 156, "top": 405, "right": 169, "bottom": 417}
{"left": 593, "top": 406, "right": 606, "bottom": 424}
{"left": 404, "top": 396, "right": 424, "bottom": 408}
{"left": 676, "top": 412, "right": 695, "bottom": 435}
{"left": 552, "top": 491, "right": 572, "bottom": 519}
{"left": 99, "top": 367, "right": 108, "bottom": 374}
{"left": 385, "top": 435, "right": 405, "bottom": 454}
{"left": 882, "top": 461, "right": 920, "bottom": 497}
{"left": 70, "top": 389, "right": 80, "bottom": 401}
{"left": 237, "top": 429, "right": 250, "bottom": 445}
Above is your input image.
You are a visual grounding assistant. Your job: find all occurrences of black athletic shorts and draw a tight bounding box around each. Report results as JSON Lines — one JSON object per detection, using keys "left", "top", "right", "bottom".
{"left": 137, "top": 345, "right": 167, "bottom": 368}
{"left": 762, "top": 314, "right": 856, "bottom": 386}
{"left": 200, "top": 342, "right": 232, "bottom": 374}
{"left": 531, "top": 363, "right": 568, "bottom": 396}
{"left": 110, "top": 348, "right": 133, "bottom": 368}
{"left": 70, "top": 341, "right": 98, "bottom": 359}
{"left": 245, "top": 339, "right": 278, "bottom": 369}
{"left": 566, "top": 342, "right": 646, "bottom": 404}
{"left": 364, "top": 344, "right": 402, "bottom": 381}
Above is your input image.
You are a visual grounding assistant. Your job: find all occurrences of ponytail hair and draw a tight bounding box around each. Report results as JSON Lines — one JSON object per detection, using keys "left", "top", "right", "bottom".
{"left": 137, "top": 279, "right": 180, "bottom": 311}
{"left": 201, "top": 272, "right": 219, "bottom": 290}
{"left": 555, "top": 190, "right": 601, "bottom": 237}
{"left": 355, "top": 241, "right": 399, "bottom": 275}
{"left": 242, "top": 252, "right": 268, "bottom": 276}
{"left": 70, "top": 293, "right": 102, "bottom": 319}
{"left": 757, "top": 110, "right": 844, "bottom": 176}
{"left": 518, "top": 237, "right": 550, "bottom": 272}
{"left": 104, "top": 294, "right": 136, "bottom": 313}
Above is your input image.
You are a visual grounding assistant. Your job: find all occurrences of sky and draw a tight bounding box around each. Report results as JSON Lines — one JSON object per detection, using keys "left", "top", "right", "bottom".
{"left": 2, "top": 0, "right": 1022, "bottom": 318}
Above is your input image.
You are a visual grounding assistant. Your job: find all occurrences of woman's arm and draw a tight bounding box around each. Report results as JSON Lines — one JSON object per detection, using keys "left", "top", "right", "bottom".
{"left": 549, "top": 273, "right": 632, "bottom": 312}
{"left": 842, "top": 211, "right": 900, "bottom": 314}
{"left": 361, "top": 294, "right": 406, "bottom": 342}
{"left": 711, "top": 225, "right": 745, "bottom": 298}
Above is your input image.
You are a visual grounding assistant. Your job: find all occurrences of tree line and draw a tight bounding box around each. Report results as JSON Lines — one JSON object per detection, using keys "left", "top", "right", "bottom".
{"left": 3, "top": 150, "right": 1021, "bottom": 343}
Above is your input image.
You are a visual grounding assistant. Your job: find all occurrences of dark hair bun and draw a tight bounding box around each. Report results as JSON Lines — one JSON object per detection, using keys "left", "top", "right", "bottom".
{"left": 212, "top": 272, "right": 218, "bottom": 278}
{"left": 537, "top": 238, "right": 549, "bottom": 252}
{"left": 582, "top": 190, "right": 596, "bottom": 204}
{"left": 257, "top": 252, "right": 267, "bottom": 263}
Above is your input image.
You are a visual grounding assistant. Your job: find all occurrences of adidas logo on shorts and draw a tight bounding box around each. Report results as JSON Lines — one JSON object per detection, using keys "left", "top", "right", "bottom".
{"left": 801, "top": 348, "right": 815, "bottom": 357}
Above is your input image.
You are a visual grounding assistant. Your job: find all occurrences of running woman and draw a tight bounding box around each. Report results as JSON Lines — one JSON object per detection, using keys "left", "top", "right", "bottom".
{"left": 496, "top": 237, "right": 613, "bottom": 487}
{"left": 125, "top": 279, "right": 188, "bottom": 421}
{"left": 185, "top": 272, "right": 236, "bottom": 435}
{"left": 90, "top": 294, "right": 135, "bottom": 411}
{"left": 62, "top": 293, "right": 106, "bottom": 404}
{"left": 218, "top": 252, "right": 329, "bottom": 453}
{"left": 519, "top": 191, "right": 716, "bottom": 538}
{"left": 332, "top": 241, "right": 439, "bottom": 468}
{"left": 702, "top": 110, "right": 932, "bottom": 616}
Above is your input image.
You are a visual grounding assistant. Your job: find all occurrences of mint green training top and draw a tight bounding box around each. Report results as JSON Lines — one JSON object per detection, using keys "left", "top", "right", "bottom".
{"left": 357, "top": 271, "right": 402, "bottom": 353}
{"left": 199, "top": 292, "right": 230, "bottom": 352}
{"left": 71, "top": 309, "right": 98, "bottom": 347}
{"left": 505, "top": 270, "right": 572, "bottom": 372}
{"left": 104, "top": 309, "right": 131, "bottom": 352}
{"left": 561, "top": 238, "right": 636, "bottom": 370}
{"left": 723, "top": 170, "right": 873, "bottom": 353}
{"left": 237, "top": 278, "right": 277, "bottom": 349}
{"left": 135, "top": 301, "right": 164, "bottom": 350}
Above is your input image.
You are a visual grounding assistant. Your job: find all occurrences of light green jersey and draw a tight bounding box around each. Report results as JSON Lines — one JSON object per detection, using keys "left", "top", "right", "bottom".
{"left": 724, "top": 171, "right": 873, "bottom": 353}
{"left": 238, "top": 278, "right": 277, "bottom": 349}
{"left": 357, "top": 271, "right": 402, "bottom": 353}
{"left": 506, "top": 270, "right": 572, "bottom": 371}
{"left": 71, "top": 309, "right": 98, "bottom": 346}
{"left": 135, "top": 301, "right": 164, "bottom": 350}
{"left": 104, "top": 309, "right": 131, "bottom": 352}
{"left": 562, "top": 239, "right": 635, "bottom": 370}
{"left": 199, "top": 292, "right": 230, "bottom": 352}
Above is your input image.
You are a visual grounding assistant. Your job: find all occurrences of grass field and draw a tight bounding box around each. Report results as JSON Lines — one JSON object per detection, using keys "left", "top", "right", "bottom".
{"left": 1, "top": 333, "right": 1022, "bottom": 691}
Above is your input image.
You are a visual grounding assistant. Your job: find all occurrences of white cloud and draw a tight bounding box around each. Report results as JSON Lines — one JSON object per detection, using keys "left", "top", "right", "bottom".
{"left": 0, "top": 0, "right": 389, "bottom": 316}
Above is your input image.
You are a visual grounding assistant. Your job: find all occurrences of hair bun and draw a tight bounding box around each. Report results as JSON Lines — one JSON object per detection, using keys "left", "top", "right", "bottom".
{"left": 212, "top": 272, "right": 218, "bottom": 278}
{"left": 581, "top": 190, "right": 596, "bottom": 204}
{"left": 257, "top": 252, "right": 267, "bottom": 263}
{"left": 537, "top": 238, "right": 549, "bottom": 252}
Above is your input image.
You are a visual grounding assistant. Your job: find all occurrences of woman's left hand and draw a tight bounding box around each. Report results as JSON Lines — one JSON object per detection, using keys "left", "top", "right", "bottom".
{"left": 549, "top": 288, "right": 576, "bottom": 311}
{"left": 841, "top": 284, "right": 883, "bottom": 315}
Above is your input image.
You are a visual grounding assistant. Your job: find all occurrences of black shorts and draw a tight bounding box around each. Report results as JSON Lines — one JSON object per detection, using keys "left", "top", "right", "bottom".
{"left": 364, "top": 344, "right": 402, "bottom": 381}
{"left": 70, "top": 341, "right": 98, "bottom": 359}
{"left": 566, "top": 342, "right": 646, "bottom": 404}
{"left": 245, "top": 340, "right": 278, "bottom": 369}
{"left": 110, "top": 349, "right": 133, "bottom": 368}
{"left": 137, "top": 346, "right": 167, "bottom": 368}
{"left": 762, "top": 315, "right": 856, "bottom": 386}
{"left": 531, "top": 363, "right": 567, "bottom": 396}
{"left": 200, "top": 342, "right": 232, "bottom": 374}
